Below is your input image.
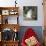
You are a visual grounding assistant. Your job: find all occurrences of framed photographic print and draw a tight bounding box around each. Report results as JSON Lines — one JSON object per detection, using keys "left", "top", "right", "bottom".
{"left": 10, "top": 11, "right": 15, "bottom": 15}
{"left": 2, "top": 10, "right": 9, "bottom": 15}
{"left": 2, "top": 15, "right": 18, "bottom": 24}
{"left": 2, "top": 16, "right": 8, "bottom": 24}
{"left": 1, "top": 28, "right": 13, "bottom": 41}
{"left": 23, "top": 6, "right": 37, "bottom": 20}
{"left": 9, "top": 9, "right": 18, "bottom": 15}
{"left": 8, "top": 16, "right": 18, "bottom": 24}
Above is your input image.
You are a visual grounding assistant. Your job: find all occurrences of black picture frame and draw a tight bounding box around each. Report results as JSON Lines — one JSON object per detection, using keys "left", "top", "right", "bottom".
{"left": 1, "top": 28, "right": 18, "bottom": 41}
{"left": 23, "top": 6, "right": 37, "bottom": 20}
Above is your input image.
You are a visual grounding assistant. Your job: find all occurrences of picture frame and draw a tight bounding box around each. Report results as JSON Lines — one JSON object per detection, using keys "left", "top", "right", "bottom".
{"left": 23, "top": 6, "right": 37, "bottom": 20}
{"left": 2, "top": 10, "right": 9, "bottom": 15}
{"left": 9, "top": 10, "right": 18, "bottom": 15}
{"left": 2, "top": 16, "right": 18, "bottom": 24}
{"left": 1, "top": 28, "right": 13, "bottom": 41}
{"left": 8, "top": 16, "right": 18, "bottom": 24}
{"left": 1, "top": 28, "right": 18, "bottom": 41}
{"left": 2, "top": 16, "right": 8, "bottom": 24}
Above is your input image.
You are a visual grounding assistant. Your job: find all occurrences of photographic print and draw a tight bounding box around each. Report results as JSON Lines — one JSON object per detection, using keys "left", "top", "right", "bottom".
{"left": 2, "top": 10, "right": 9, "bottom": 15}
{"left": 23, "top": 6, "right": 37, "bottom": 20}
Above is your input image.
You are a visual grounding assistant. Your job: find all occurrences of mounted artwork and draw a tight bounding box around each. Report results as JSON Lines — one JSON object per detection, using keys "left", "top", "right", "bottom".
{"left": 23, "top": 6, "right": 37, "bottom": 20}
{"left": 1, "top": 28, "right": 18, "bottom": 41}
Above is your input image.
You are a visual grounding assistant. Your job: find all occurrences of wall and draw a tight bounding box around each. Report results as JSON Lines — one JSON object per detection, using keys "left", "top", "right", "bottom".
{"left": 18, "top": 0, "right": 44, "bottom": 26}
{"left": 0, "top": 0, "right": 44, "bottom": 26}
{"left": 0, "top": 0, "right": 15, "bottom": 7}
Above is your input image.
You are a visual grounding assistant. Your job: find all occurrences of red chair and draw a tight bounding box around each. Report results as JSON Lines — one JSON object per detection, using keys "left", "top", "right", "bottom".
{"left": 21, "top": 28, "right": 41, "bottom": 46}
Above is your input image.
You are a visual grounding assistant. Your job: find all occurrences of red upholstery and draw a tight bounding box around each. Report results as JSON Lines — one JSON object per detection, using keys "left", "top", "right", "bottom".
{"left": 21, "top": 28, "right": 41, "bottom": 46}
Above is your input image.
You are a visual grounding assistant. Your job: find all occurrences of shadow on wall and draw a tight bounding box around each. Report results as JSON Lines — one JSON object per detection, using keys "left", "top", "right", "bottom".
{"left": 18, "top": 26, "right": 43, "bottom": 44}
